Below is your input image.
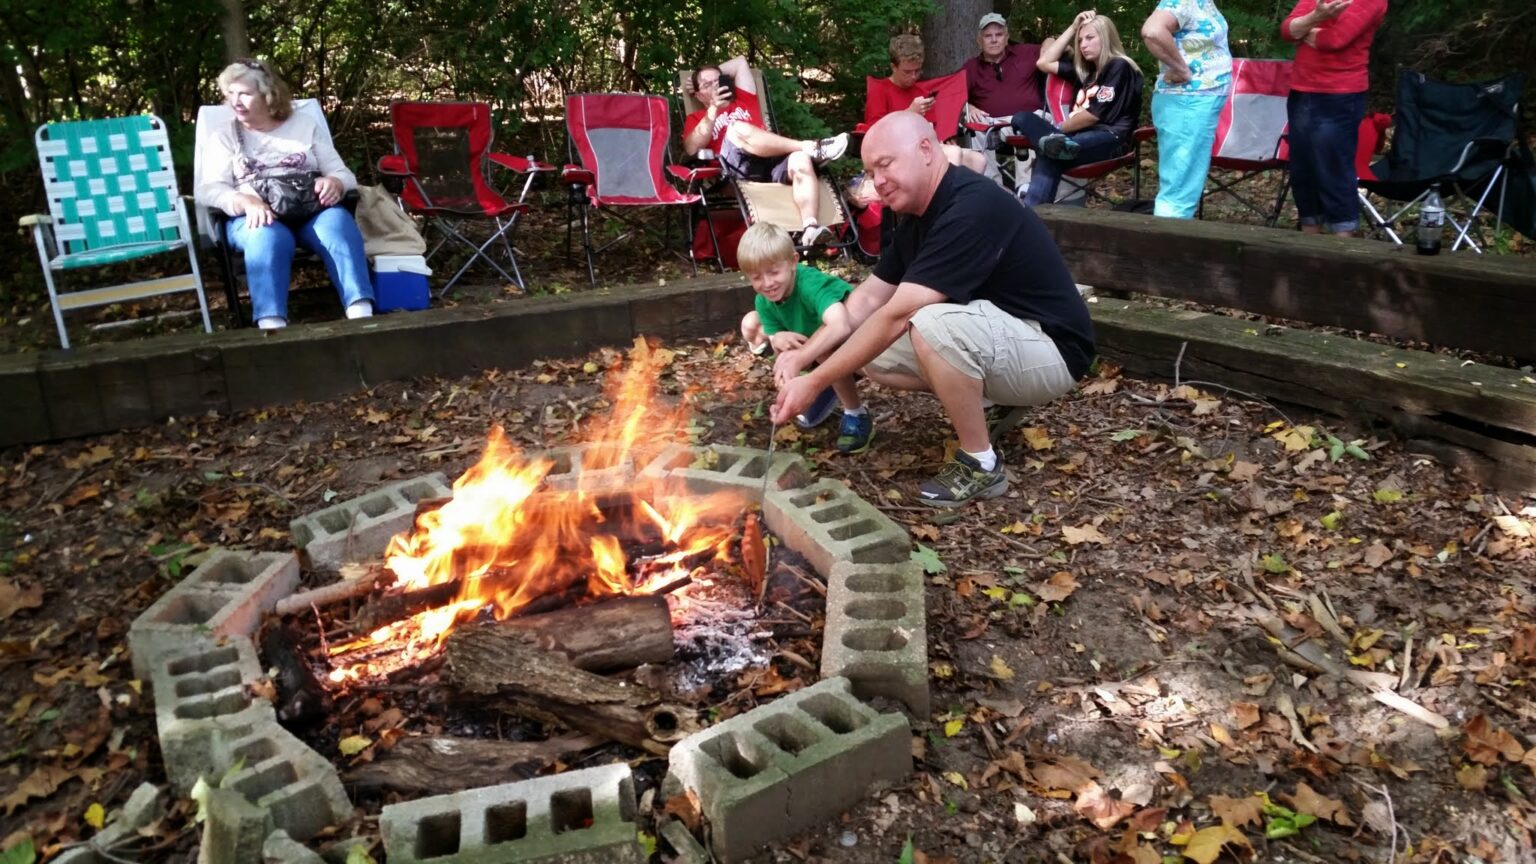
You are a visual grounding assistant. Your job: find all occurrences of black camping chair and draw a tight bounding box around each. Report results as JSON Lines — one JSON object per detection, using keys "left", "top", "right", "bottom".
{"left": 1358, "top": 70, "right": 1523, "bottom": 253}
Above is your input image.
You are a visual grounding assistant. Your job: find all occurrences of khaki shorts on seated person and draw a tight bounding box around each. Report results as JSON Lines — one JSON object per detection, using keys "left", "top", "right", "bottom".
{"left": 867, "top": 299, "right": 1075, "bottom": 408}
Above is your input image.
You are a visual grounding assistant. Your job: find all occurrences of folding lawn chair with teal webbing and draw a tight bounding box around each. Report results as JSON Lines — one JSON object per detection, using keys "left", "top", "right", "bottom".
{"left": 23, "top": 114, "right": 213, "bottom": 348}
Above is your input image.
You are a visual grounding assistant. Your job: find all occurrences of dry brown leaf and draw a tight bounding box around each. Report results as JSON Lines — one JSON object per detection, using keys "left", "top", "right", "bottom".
{"left": 1192, "top": 398, "right": 1223, "bottom": 416}
{"left": 1229, "top": 461, "right": 1261, "bottom": 482}
{"left": 1464, "top": 714, "right": 1526, "bottom": 765}
{"left": 1021, "top": 426, "right": 1054, "bottom": 451}
{"left": 1231, "top": 702, "right": 1261, "bottom": 730}
{"left": 1031, "top": 755, "right": 1099, "bottom": 794}
{"left": 1455, "top": 763, "right": 1488, "bottom": 790}
{"left": 1284, "top": 781, "right": 1355, "bottom": 826}
{"left": 62, "top": 444, "right": 114, "bottom": 469}
{"left": 1511, "top": 625, "right": 1536, "bottom": 665}
{"left": 60, "top": 483, "right": 101, "bottom": 508}
{"left": 1361, "top": 541, "right": 1393, "bottom": 569}
{"left": 1062, "top": 523, "right": 1109, "bottom": 545}
{"left": 1037, "top": 571, "right": 1080, "bottom": 603}
{"left": 0, "top": 579, "right": 44, "bottom": 620}
{"left": 1, "top": 764, "right": 75, "bottom": 815}
{"left": 1209, "top": 794, "right": 1264, "bottom": 828}
{"left": 1073, "top": 780, "right": 1135, "bottom": 830}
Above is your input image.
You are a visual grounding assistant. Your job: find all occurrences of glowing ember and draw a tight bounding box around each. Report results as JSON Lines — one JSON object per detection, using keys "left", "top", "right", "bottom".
{"left": 332, "top": 341, "right": 749, "bottom": 682}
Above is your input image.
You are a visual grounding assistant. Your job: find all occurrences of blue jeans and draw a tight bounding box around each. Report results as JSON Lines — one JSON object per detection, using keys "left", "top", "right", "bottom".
{"left": 1151, "top": 91, "right": 1226, "bottom": 218}
{"left": 1010, "top": 112, "right": 1126, "bottom": 206}
{"left": 226, "top": 206, "right": 373, "bottom": 322}
{"left": 1288, "top": 90, "right": 1366, "bottom": 233}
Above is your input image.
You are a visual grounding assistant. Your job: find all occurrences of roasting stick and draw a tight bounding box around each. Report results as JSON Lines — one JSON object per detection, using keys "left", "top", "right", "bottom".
{"left": 761, "top": 422, "right": 778, "bottom": 501}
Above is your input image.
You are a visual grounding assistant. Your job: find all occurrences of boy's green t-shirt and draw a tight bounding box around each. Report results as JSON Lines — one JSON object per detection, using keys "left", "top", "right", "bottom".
{"left": 755, "top": 265, "right": 854, "bottom": 337}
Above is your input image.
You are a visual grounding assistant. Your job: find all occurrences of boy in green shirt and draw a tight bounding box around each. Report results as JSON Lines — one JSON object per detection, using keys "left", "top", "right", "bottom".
{"left": 737, "top": 223, "right": 874, "bottom": 454}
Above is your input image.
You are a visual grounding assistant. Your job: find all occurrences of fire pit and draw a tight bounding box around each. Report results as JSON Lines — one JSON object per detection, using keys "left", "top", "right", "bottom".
{"left": 127, "top": 346, "right": 926, "bottom": 863}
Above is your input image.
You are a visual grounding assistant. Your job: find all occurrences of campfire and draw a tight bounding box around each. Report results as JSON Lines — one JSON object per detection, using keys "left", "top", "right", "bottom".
{"left": 264, "top": 340, "right": 811, "bottom": 780}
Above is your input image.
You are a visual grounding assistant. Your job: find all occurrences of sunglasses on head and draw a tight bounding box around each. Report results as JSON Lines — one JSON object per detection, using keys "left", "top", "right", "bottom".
{"left": 236, "top": 58, "right": 265, "bottom": 72}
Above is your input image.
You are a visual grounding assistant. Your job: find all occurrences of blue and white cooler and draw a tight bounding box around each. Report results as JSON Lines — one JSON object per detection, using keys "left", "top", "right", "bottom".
{"left": 372, "top": 255, "right": 432, "bottom": 312}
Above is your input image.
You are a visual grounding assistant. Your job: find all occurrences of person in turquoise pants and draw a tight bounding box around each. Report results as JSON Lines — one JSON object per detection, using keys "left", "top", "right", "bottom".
{"left": 1141, "top": 0, "right": 1232, "bottom": 218}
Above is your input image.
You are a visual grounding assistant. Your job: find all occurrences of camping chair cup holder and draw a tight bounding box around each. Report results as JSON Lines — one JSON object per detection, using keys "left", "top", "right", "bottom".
{"left": 26, "top": 114, "right": 213, "bottom": 349}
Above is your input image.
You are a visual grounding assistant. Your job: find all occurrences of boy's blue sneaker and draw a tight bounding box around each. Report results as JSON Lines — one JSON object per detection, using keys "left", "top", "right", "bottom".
{"left": 1039, "top": 133, "right": 1080, "bottom": 160}
{"left": 795, "top": 387, "right": 838, "bottom": 429}
{"left": 836, "top": 411, "right": 874, "bottom": 454}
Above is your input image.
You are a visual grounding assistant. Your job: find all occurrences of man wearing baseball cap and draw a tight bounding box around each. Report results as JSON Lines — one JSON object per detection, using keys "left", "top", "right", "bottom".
{"left": 961, "top": 13, "right": 1046, "bottom": 123}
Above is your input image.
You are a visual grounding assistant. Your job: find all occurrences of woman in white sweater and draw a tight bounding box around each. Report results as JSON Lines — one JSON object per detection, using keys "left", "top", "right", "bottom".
{"left": 195, "top": 59, "right": 373, "bottom": 329}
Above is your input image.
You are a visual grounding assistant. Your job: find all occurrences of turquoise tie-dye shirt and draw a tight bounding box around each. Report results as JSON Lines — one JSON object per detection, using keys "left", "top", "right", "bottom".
{"left": 1154, "top": 0, "right": 1233, "bottom": 94}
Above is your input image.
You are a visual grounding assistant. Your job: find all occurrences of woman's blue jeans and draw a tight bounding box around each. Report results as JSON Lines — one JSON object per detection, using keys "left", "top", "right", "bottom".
{"left": 1287, "top": 90, "right": 1367, "bottom": 233}
{"left": 1010, "top": 112, "right": 1126, "bottom": 206}
{"left": 226, "top": 205, "right": 373, "bottom": 322}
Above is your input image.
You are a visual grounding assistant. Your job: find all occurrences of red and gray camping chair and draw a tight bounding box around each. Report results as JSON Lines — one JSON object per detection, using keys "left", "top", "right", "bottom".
{"left": 1005, "top": 73, "right": 1154, "bottom": 205}
{"left": 563, "top": 93, "right": 713, "bottom": 285}
{"left": 377, "top": 102, "right": 555, "bottom": 296}
{"left": 1199, "top": 58, "right": 1292, "bottom": 226}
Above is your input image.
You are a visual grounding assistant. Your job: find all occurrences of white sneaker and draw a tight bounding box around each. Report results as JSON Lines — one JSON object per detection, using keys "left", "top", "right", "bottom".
{"left": 346, "top": 300, "right": 374, "bottom": 320}
{"left": 800, "top": 223, "right": 833, "bottom": 246}
{"left": 810, "top": 133, "right": 849, "bottom": 164}
{"left": 256, "top": 316, "right": 287, "bottom": 330}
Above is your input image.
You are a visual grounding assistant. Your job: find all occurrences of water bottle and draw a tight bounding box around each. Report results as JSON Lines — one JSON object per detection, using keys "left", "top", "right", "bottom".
{"left": 1416, "top": 189, "right": 1444, "bottom": 255}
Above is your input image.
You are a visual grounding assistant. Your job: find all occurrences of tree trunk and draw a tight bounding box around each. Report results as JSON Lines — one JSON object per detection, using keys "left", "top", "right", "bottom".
{"left": 219, "top": 0, "right": 249, "bottom": 62}
{"left": 344, "top": 734, "right": 601, "bottom": 796}
{"left": 922, "top": 0, "right": 993, "bottom": 78}
{"left": 455, "top": 594, "right": 676, "bottom": 672}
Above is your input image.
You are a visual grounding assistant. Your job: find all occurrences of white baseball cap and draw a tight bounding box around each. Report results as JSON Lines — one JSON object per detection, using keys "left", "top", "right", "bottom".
{"left": 978, "top": 13, "right": 1007, "bottom": 29}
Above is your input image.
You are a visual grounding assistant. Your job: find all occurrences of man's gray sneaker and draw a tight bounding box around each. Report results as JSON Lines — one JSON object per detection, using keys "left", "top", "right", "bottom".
{"left": 810, "top": 133, "right": 849, "bottom": 163}
{"left": 917, "top": 450, "right": 1007, "bottom": 507}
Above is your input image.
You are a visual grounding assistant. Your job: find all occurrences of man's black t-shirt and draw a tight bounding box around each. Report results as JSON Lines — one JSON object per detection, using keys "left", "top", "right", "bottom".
{"left": 873, "top": 166, "right": 1095, "bottom": 379}
{"left": 1055, "top": 58, "right": 1144, "bottom": 144}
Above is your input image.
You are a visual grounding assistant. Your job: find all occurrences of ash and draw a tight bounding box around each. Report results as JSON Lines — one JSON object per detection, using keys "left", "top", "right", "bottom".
{"left": 666, "top": 573, "right": 772, "bottom": 693}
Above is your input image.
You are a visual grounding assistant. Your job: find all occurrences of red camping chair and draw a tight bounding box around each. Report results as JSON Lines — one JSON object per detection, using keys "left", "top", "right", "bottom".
{"left": 1200, "top": 58, "right": 1293, "bottom": 226}
{"left": 1005, "top": 73, "right": 1154, "bottom": 205}
{"left": 856, "top": 71, "right": 969, "bottom": 140}
{"left": 377, "top": 102, "right": 554, "bottom": 296}
{"left": 564, "top": 93, "right": 712, "bottom": 285}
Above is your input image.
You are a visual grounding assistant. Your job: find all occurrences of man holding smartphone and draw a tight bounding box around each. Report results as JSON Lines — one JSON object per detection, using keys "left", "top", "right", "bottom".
{"left": 684, "top": 55, "right": 849, "bottom": 246}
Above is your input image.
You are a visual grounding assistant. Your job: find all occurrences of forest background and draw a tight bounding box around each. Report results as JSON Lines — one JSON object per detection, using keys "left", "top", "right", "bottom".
{"left": 0, "top": 0, "right": 1531, "bottom": 309}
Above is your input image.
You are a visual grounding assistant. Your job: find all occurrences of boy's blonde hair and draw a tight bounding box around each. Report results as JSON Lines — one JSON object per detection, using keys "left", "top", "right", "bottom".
{"left": 736, "top": 222, "right": 798, "bottom": 272}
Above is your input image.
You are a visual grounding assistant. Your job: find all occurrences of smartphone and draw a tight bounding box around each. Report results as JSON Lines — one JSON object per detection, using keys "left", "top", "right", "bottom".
{"left": 717, "top": 73, "right": 736, "bottom": 101}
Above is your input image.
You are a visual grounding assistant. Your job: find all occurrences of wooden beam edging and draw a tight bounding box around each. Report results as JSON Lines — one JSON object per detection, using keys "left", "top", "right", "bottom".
{"left": 0, "top": 273, "right": 754, "bottom": 448}
{"left": 1040, "top": 208, "right": 1536, "bottom": 363}
{"left": 1089, "top": 296, "right": 1536, "bottom": 494}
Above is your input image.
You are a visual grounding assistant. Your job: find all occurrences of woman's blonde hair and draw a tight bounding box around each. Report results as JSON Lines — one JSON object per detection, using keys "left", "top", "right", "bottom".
{"left": 737, "top": 223, "right": 798, "bottom": 273}
{"left": 888, "top": 34, "right": 925, "bottom": 67}
{"left": 216, "top": 58, "right": 294, "bottom": 121}
{"left": 1071, "top": 16, "right": 1141, "bottom": 84}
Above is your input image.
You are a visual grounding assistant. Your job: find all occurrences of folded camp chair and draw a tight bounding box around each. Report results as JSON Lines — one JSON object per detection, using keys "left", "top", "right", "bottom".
{"left": 1005, "top": 73, "right": 1154, "bottom": 206}
{"left": 675, "top": 72, "right": 858, "bottom": 258}
{"left": 1200, "top": 58, "right": 1292, "bottom": 226}
{"left": 563, "top": 93, "right": 710, "bottom": 285}
{"left": 24, "top": 114, "right": 212, "bottom": 348}
{"left": 1358, "top": 70, "right": 1524, "bottom": 253}
{"left": 377, "top": 102, "right": 554, "bottom": 296}
{"left": 193, "top": 99, "right": 359, "bottom": 326}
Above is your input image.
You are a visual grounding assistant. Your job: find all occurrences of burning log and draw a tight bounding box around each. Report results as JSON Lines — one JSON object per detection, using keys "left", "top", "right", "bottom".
{"left": 274, "top": 566, "right": 386, "bottom": 617}
{"left": 352, "top": 577, "right": 470, "bottom": 633}
{"left": 466, "top": 595, "right": 676, "bottom": 672}
{"left": 445, "top": 626, "right": 693, "bottom": 756}
{"left": 260, "top": 619, "right": 332, "bottom": 728}
{"left": 345, "top": 734, "right": 600, "bottom": 796}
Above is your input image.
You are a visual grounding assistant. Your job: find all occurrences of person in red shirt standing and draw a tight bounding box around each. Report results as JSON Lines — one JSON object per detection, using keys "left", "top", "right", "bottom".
{"left": 1281, "top": 0, "right": 1388, "bottom": 236}
{"left": 683, "top": 56, "right": 849, "bottom": 246}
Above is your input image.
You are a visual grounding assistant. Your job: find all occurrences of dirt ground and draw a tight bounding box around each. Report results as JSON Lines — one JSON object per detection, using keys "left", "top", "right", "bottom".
{"left": 2, "top": 327, "right": 1534, "bottom": 863}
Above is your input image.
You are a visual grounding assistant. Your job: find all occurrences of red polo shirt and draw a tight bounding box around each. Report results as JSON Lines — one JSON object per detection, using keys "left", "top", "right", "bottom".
{"left": 962, "top": 42, "right": 1045, "bottom": 118}
{"left": 1281, "top": 0, "right": 1387, "bottom": 94}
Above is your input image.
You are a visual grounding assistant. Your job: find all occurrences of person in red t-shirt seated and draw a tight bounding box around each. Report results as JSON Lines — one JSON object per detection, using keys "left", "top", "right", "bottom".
{"left": 962, "top": 14, "right": 1046, "bottom": 125}
{"left": 683, "top": 56, "right": 850, "bottom": 246}
{"left": 864, "top": 35, "right": 988, "bottom": 176}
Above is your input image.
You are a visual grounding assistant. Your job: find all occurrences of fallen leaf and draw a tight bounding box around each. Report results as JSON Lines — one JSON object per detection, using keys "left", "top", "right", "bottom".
{"left": 1229, "top": 461, "right": 1260, "bottom": 482}
{"left": 1178, "top": 823, "right": 1252, "bottom": 863}
{"left": 83, "top": 802, "right": 104, "bottom": 829}
{"left": 1, "top": 764, "right": 75, "bottom": 815}
{"left": 944, "top": 718, "right": 964, "bottom": 738}
{"left": 1073, "top": 781, "right": 1135, "bottom": 830}
{"left": 943, "top": 771, "right": 968, "bottom": 789}
{"left": 1463, "top": 715, "right": 1525, "bottom": 765}
{"left": 989, "top": 655, "right": 1015, "bottom": 680}
{"left": 1208, "top": 794, "right": 1263, "bottom": 828}
{"left": 1192, "top": 398, "right": 1222, "bottom": 416}
{"left": 1272, "top": 425, "right": 1313, "bottom": 452}
{"left": 1455, "top": 763, "right": 1488, "bottom": 790}
{"left": 62, "top": 445, "right": 114, "bottom": 469}
{"left": 1231, "top": 703, "right": 1261, "bottom": 730}
{"left": 1361, "top": 541, "right": 1393, "bottom": 569}
{"left": 338, "top": 735, "right": 373, "bottom": 756}
{"left": 1021, "top": 427, "right": 1054, "bottom": 451}
{"left": 1062, "top": 524, "right": 1109, "bottom": 545}
{"left": 0, "top": 580, "right": 43, "bottom": 620}
{"left": 1036, "top": 571, "right": 1080, "bottom": 603}
{"left": 1283, "top": 781, "right": 1354, "bottom": 826}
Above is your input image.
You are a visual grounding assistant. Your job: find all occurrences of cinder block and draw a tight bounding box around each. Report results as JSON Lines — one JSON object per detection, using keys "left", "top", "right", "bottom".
{"left": 289, "top": 473, "right": 451, "bottom": 568}
{"left": 667, "top": 677, "right": 911, "bottom": 862}
{"left": 822, "top": 561, "right": 930, "bottom": 716}
{"left": 220, "top": 724, "right": 352, "bottom": 842}
{"left": 198, "top": 787, "right": 273, "bottom": 864}
{"left": 150, "top": 638, "right": 275, "bottom": 792}
{"left": 380, "top": 762, "right": 643, "bottom": 864}
{"left": 263, "top": 829, "right": 325, "bottom": 864}
{"left": 659, "top": 819, "right": 709, "bottom": 864}
{"left": 763, "top": 480, "right": 910, "bottom": 577}
{"left": 638, "top": 444, "right": 814, "bottom": 499}
{"left": 119, "top": 782, "right": 167, "bottom": 829}
{"left": 535, "top": 445, "right": 634, "bottom": 493}
{"left": 129, "top": 549, "right": 300, "bottom": 679}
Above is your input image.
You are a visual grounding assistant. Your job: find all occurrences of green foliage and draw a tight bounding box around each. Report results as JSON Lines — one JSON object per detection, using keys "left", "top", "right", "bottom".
{"left": 0, "top": 837, "right": 36, "bottom": 864}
